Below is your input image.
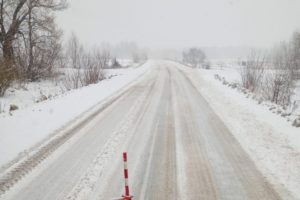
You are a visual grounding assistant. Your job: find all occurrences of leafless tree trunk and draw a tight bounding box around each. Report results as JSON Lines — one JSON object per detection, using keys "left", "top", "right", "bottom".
{"left": 0, "top": 59, "right": 15, "bottom": 96}
{"left": 0, "top": 0, "right": 29, "bottom": 63}
{"left": 27, "top": 0, "right": 34, "bottom": 78}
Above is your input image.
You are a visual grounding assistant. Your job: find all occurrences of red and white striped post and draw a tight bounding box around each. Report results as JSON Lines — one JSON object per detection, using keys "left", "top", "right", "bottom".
{"left": 122, "top": 152, "right": 133, "bottom": 200}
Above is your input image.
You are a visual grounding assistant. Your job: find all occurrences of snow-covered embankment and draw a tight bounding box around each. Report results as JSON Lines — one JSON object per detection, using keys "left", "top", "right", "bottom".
{"left": 0, "top": 62, "right": 151, "bottom": 169}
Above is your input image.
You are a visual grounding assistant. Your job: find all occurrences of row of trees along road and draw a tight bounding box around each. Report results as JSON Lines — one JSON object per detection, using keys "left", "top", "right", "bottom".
{"left": 0, "top": 0, "right": 67, "bottom": 96}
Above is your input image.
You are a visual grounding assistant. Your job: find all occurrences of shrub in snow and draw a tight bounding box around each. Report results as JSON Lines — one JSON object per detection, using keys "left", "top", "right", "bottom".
{"left": 214, "top": 74, "right": 223, "bottom": 82}
{"left": 222, "top": 80, "right": 228, "bottom": 85}
{"left": 111, "top": 58, "right": 122, "bottom": 68}
{"left": 229, "top": 83, "right": 238, "bottom": 89}
{"left": 262, "top": 71, "right": 294, "bottom": 106}
{"left": 9, "top": 104, "right": 18, "bottom": 112}
{"left": 37, "top": 95, "right": 48, "bottom": 102}
{"left": 259, "top": 42, "right": 297, "bottom": 107}
{"left": 239, "top": 51, "right": 265, "bottom": 92}
{"left": 292, "top": 117, "right": 300, "bottom": 127}
{"left": 281, "top": 112, "right": 291, "bottom": 117}
{"left": 203, "top": 62, "right": 211, "bottom": 69}
{"left": 258, "top": 98, "right": 264, "bottom": 104}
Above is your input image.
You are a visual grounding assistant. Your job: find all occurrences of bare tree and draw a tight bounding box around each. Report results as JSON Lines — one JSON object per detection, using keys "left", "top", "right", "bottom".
{"left": 64, "top": 35, "right": 107, "bottom": 89}
{"left": 0, "top": 0, "right": 67, "bottom": 82}
{"left": 240, "top": 50, "right": 265, "bottom": 92}
{"left": 63, "top": 34, "right": 84, "bottom": 89}
{"left": 66, "top": 33, "right": 83, "bottom": 69}
{"left": 0, "top": 0, "right": 67, "bottom": 62}
{"left": 263, "top": 72, "right": 293, "bottom": 105}
{"left": 262, "top": 42, "right": 295, "bottom": 106}
{"left": 82, "top": 50, "right": 105, "bottom": 86}
{"left": 182, "top": 48, "right": 206, "bottom": 68}
{"left": 290, "top": 31, "right": 300, "bottom": 79}
{"left": 97, "top": 49, "right": 110, "bottom": 69}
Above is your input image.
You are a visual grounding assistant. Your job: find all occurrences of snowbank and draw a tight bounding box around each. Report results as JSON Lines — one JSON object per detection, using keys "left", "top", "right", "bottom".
{"left": 0, "top": 62, "right": 151, "bottom": 168}
{"left": 0, "top": 67, "right": 140, "bottom": 114}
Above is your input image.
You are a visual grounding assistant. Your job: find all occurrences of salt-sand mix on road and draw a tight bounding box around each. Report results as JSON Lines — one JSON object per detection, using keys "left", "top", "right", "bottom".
{"left": 0, "top": 61, "right": 292, "bottom": 200}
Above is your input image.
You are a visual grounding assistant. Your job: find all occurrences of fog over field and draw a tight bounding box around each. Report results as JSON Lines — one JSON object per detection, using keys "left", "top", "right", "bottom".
{"left": 57, "top": 0, "right": 300, "bottom": 54}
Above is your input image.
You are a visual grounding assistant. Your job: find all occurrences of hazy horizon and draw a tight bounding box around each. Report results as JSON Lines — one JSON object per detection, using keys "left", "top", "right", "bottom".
{"left": 57, "top": 0, "right": 300, "bottom": 50}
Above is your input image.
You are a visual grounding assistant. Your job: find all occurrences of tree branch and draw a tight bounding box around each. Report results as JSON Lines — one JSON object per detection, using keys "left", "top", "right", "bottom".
{"left": 12, "top": 0, "right": 27, "bottom": 22}
{"left": 0, "top": 0, "right": 6, "bottom": 41}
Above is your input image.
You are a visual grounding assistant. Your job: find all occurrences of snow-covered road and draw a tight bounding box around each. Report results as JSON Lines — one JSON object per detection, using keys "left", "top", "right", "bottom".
{"left": 1, "top": 61, "right": 288, "bottom": 199}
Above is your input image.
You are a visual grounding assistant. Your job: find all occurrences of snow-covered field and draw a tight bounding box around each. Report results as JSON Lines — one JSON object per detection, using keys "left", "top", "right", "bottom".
{"left": 178, "top": 62, "right": 300, "bottom": 198}
{"left": 0, "top": 66, "right": 141, "bottom": 114}
{"left": 0, "top": 62, "right": 151, "bottom": 170}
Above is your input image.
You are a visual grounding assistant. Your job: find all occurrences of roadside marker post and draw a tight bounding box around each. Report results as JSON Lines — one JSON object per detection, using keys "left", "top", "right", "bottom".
{"left": 122, "top": 152, "right": 133, "bottom": 200}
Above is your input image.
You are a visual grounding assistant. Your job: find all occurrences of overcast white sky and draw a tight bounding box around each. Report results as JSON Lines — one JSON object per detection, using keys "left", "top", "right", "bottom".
{"left": 56, "top": 0, "right": 300, "bottom": 49}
